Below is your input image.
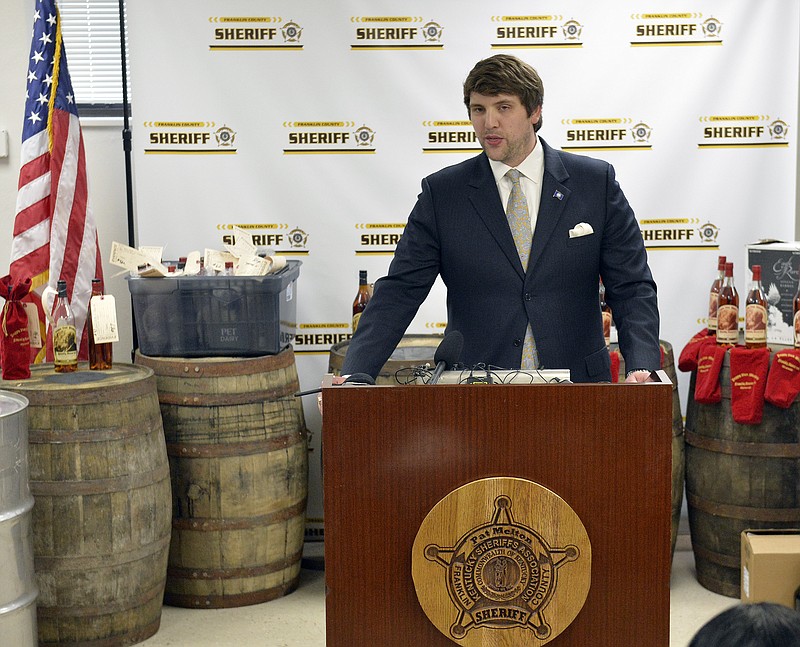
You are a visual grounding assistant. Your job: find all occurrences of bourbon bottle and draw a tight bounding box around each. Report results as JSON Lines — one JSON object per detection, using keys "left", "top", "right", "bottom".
{"left": 716, "top": 262, "right": 739, "bottom": 346}
{"left": 708, "top": 255, "right": 726, "bottom": 333}
{"left": 53, "top": 280, "right": 78, "bottom": 373}
{"left": 352, "top": 270, "right": 371, "bottom": 333}
{"left": 794, "top": 281, "right": 800, "bottom": 348}
{"left": 88, "top": 278, "right": 113, "bottom": 370}
{"left": 599, "top": 279, "right": 612, "bottom": 348}
{"left": 744, "top": 265, "right": 768, "bottom": 349}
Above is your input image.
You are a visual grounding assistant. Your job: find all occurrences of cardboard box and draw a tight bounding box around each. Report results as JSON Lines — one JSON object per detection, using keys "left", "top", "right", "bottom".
{"left": 746, "top": 241, "right": 800, "bottom": 346}
{"left": 741, "top": 529, "right": 800, "bottom": 608}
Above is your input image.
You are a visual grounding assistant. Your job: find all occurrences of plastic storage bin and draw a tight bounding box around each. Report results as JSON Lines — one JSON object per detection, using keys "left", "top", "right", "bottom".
{"left": 127, "top": 260, "right": 300, "bottom": 357}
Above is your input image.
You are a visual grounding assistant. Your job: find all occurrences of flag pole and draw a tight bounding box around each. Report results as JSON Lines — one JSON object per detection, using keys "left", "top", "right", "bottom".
{"left": 118, "top": 0, "right": 138, "bottom": 355}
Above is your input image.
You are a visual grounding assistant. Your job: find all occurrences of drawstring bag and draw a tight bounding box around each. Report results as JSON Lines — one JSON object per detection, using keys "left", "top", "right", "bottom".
{"left": 0, "top": 275, "right": 32, "bottom": 380}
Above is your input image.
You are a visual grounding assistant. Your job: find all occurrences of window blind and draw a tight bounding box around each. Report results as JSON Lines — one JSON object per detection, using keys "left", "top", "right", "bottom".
{"left": 57, "top": 0, "right": 130, "bottom": 107}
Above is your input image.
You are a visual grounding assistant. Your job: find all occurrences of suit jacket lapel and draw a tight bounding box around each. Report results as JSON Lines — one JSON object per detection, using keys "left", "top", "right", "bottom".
{"left": 468, "top": 154, "right": 526, "bottom": 279}
{"left": 528, "top": 139, "right": 570, "bottom": 274}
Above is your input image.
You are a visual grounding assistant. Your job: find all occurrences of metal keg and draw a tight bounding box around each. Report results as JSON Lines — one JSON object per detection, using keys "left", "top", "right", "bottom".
{"left": 0, "top": 390, "right": 37, "bottom": 646}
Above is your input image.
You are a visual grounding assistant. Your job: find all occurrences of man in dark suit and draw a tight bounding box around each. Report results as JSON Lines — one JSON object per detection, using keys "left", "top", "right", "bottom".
{"left": 341, "top": 54, "right": 660, "bottom": 383}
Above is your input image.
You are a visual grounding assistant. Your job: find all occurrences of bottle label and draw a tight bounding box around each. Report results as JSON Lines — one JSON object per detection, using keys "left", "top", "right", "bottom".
{"left": 744, "top": 304, "right": 767, "bottom": 345}
{"left": 716, "top": 304, "right": 739, "bottom": 344}
{"left": 352, "top": 312, "right": 362, "bottom": 332}
{"left": 707, "top": 292, "right": 718, "bottom": 331}
{"left": 602, "top": 311, "right": 612, "bottom": 347}
{"left": 53, "top": 324, "right": 78, "bottom": 365}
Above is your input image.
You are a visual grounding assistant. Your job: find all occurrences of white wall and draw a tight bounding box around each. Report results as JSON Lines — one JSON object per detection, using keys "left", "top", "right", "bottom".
{"left": 0, "top": 1, "right": 133, "bottom": 362}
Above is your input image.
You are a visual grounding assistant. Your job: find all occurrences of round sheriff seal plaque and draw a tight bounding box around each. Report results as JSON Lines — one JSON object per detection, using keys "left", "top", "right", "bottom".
{"left": 412, "top": 477, "right": 591, "bottom": 645}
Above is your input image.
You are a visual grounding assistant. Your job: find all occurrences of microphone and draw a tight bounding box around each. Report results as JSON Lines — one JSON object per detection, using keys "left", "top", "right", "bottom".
{"left": 294, "top": 372, "right": 376, "bottom": 397}
{"left": 429, "top": 331, "right": 464, "bottom": 385}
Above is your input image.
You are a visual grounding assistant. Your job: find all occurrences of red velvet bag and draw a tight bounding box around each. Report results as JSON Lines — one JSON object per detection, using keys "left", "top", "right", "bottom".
{"left": 678, "top": 329, "right": 716, "bottom": 372}
{"left": 694, "top": 344, "right": 728, "bottom": 404}
{"left": 0, "top": 275, "right": 32, "bottom": 380}
{"left": 729, "top": 346, "right": 770, "bottom": 424}
{"left": 765, "top": 349, "right": 800, "bottom": 409}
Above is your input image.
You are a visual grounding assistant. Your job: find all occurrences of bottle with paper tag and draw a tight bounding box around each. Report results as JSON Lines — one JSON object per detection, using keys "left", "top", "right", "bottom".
{"left": 53, "top": 279, "right": 78, "bottom": 372}
{"left": 88, "top": 278, "right": 113, "bottom": 370}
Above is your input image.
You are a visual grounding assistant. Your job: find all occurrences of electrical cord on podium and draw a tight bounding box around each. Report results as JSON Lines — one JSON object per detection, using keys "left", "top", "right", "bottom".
{"left": 489, "top": 365, "right": 572, "bottom": 384}
{"left": 393, "top": 362, "right": 572, "bottom": 385}
{"left": 393, "top": 331, "right": 465, "bottom": 384}
{"left": 451, "top": 364, "right": 571, "bottom": 385}
{"left": 394, "top": 364, "right": 434, "bottom": 384}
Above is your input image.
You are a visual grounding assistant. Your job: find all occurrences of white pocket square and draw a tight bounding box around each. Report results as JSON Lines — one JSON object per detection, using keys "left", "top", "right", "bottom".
{"left": 568, "top": 223, "right": 594, "bottom": 238}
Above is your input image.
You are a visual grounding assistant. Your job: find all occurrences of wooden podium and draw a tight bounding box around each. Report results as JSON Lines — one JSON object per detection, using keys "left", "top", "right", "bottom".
{"left": 322, "top": 379, "right": 673, "bottom": 646}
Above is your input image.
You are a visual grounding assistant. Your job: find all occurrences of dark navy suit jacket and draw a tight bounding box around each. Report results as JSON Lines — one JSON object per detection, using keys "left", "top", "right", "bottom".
{"left": 341, "top": 138, "right": 660, "bottom": 383}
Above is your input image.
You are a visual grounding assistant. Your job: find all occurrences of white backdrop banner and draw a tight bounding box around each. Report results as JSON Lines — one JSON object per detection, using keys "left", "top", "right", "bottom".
{"left": 127, "top": 1, "right": 799, "bottom": 538}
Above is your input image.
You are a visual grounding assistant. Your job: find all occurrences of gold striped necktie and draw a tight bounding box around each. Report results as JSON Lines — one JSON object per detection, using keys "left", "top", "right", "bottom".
{"left": 505, "top": 168, "right": 538, "bottom": 369}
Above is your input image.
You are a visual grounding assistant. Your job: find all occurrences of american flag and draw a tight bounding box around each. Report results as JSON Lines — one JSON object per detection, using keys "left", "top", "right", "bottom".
{"left": 10, "top": 0, "right": 104, "bottom": 362}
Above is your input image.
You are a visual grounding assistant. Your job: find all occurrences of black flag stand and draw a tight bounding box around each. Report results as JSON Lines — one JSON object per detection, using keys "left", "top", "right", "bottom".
{"left": 117, "top": 0, "right": 138, "bottom": 356}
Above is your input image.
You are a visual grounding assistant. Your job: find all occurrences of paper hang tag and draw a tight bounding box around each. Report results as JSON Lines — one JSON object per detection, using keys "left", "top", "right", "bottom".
{"left": 269, "top": 256, "right": 287, "bottom": 272}
{"left": 236, "top": 255, "right": 270, "bottom": 276}
{"left": 183, "top": 250, "right": 202, "bottom": 275}
{"left": 224, "top": 225, "right": 258, "bottom": 259}
{"left": 139, "top": 245, "right": 164, "bottom": 264}
{"left": 205, "top": 248, "right": 237, "bottom": 273}
{"left": 24, "top": 302, "right": 42, "bottom": 348}
{"left": 109, "top": 241, "right": 169, "bottom": 275}
{"left": 90, "top": 295, "right": 119, "bottom": 343}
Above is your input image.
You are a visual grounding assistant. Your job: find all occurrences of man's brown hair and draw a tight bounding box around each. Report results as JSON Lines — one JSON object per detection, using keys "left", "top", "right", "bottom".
{"left": 463, "top": 54, "right": 544, "bottom": 132}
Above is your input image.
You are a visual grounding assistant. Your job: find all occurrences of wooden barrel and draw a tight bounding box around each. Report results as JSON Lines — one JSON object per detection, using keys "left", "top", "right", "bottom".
{"left": 1, "top": 364, "right": 171, "bottom": 646}
{"left": 614, "top": 340, "right": 684, "bottom": 559}
{"left": 685, "top": 346, "right": 800, "bottom": 597}
{"left": 135, "top": 348, "right": 308, "bottom": 608}
{"left": 328, "top": 334, "right": 443, "bottom": 385}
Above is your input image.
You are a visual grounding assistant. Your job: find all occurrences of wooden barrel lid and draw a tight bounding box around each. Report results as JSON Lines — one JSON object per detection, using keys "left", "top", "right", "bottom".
{"left": 1, "top": 362, "right": 155, "bottom": 405}
{"left": 135, "top": 347, "right": 296, "bottom": 378}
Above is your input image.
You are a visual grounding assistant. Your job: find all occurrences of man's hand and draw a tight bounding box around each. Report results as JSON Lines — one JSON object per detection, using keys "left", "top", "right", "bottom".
{"left": 625, "top": 370, "right": 654, "bottom": 383}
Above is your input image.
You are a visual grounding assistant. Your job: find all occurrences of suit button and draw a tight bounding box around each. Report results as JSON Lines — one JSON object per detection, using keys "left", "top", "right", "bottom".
{"left": 513, "top": 339, "right": 522, "bottom": 347}
{"left": 524, "top": 293, "right": 532, "bottom": 301}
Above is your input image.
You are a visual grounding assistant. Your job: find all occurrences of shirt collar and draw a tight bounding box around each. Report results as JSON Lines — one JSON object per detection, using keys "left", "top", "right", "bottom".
{"left": 488, "top": 134, "right": 544, "bottom": 185}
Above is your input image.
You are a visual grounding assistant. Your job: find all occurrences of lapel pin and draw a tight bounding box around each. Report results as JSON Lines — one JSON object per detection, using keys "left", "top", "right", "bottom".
{"left": 553, "top": 190, "right": 564, "bottom": 200}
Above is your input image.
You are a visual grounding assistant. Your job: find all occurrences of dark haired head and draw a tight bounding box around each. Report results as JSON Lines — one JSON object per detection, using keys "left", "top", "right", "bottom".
{"left": 689, "top": 603, "right": 800, "bottom": 647}
{"left": 463, "top": 54, "right": 544, "bottom": 131}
